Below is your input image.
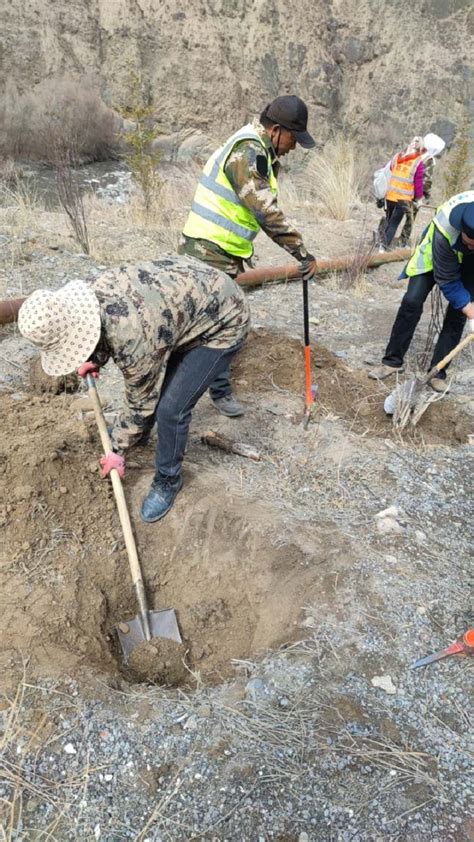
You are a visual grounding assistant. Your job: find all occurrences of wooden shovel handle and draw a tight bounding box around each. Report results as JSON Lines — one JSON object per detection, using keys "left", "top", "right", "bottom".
{"left": 424, "top": 331, "right": 474, "bottom": 383}
{"left": 86, "top": 376, "right": 146, "bottom": 593}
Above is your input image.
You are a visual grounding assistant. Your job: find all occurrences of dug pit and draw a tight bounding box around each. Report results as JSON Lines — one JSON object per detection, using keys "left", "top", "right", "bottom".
{"left": 1, "top": 331, "right": 471, "bottom": 690}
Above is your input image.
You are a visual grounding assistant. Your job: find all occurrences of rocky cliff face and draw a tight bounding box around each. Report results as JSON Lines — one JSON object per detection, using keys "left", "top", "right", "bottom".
{"left": 1, "top": 0, "right": 473, "bottom": 159}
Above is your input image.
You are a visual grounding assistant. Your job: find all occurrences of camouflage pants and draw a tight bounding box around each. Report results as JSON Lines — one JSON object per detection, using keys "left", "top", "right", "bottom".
{"left": 177, "top": 235, "right": 246, "bottom": 399}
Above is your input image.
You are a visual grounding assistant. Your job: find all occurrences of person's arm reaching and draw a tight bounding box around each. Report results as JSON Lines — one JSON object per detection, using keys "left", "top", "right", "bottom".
{"left": 225, "top": 141, "right": 316, "bottom": 276}
{"left": 432, "top": 227, "right": 471, "bottom": 312}
{"left": 110, "top": 351, "right": 169, "bottom": 453}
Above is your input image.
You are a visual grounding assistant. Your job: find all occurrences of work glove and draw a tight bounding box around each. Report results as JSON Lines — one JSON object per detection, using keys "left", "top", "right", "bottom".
{"left": 77, "top": 361, "right": 100, "bottom": 379}
{"left": 99, "top": 451, "right": 125, "bottom": 479}
{"left": 376, "top": 198, "right": 385, "bottom": 209}
{"left": 296, "top": 249, "right": 317, "bottom": 281}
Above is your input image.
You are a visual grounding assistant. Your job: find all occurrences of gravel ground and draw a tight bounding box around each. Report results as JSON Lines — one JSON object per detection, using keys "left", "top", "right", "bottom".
{"left": 1, "top": 194, "right": 473, "bottom": 841}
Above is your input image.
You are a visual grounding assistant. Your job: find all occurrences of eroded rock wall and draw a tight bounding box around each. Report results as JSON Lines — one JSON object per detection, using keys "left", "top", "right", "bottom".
{"left": 1, "top": 0, "right": 472, "bottom": 156}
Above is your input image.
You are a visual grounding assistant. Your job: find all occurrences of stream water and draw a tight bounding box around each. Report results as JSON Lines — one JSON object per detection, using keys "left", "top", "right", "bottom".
{"left": 1, "top": 161, "right": 131, "bottom": 208}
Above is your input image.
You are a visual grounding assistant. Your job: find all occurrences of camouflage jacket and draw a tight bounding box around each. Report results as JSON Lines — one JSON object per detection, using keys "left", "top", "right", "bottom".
{"left": 223, "top": 120, "right": 305, "bottom": 258}
{"left": 87, "top": 255, "right": 250, "bottom": 451}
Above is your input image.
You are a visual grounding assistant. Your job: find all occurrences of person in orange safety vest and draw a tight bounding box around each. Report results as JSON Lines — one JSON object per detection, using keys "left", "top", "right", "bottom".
{"left": 380, "top": 136, "right": 426, "bottom": 250}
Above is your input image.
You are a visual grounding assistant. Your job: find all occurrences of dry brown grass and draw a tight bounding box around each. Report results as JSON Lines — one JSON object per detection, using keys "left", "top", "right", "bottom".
{"left": 306, "top": 135, "right": 360, "bottom": 220}
{"left": 87, "top": 167, "right": 200, "bottom": 262}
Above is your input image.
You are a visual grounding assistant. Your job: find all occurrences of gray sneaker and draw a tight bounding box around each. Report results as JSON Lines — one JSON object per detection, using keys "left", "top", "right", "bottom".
{"left": 212, "top": 394, "right": 245, "bottom": 417}
{"left": 368, "top": 364, "right": 404, "bottom": 381}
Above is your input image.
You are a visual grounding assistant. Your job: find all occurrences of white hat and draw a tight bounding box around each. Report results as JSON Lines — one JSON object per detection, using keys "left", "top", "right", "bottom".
{"left": 423, "top": 133, "right": 446, "bottom": 157}
{"left": 18, "top": 280, "right": 101, "bottom": 376}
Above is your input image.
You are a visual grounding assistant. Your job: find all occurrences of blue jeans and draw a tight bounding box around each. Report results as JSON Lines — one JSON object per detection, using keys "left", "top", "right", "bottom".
{"left": 154, "top": 341, "right": 243, "bottom": 479}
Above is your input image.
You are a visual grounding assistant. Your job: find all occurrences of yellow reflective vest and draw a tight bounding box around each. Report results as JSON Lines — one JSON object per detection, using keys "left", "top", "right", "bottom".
{"left": 183, "top": 124, "right": 278, "bottom": 259}
{"left": 406, "top": 191, "right": 474, "bottom": 277}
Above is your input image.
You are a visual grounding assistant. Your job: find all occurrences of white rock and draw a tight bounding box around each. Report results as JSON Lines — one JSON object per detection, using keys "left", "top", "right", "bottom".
{"left": 371, "top": 674, "right": 397, "bottom": 694}
{"left": 63, "top": 743, "right": 77, "bottom": 755}
{"left": 384, "top": 391, "right": 397, "bottom": 416}
{"left": 376, "top": 505, "right": 400, "bottom": 520}
{"left": 375, "top": 505, "right": 405, "bottom": 535}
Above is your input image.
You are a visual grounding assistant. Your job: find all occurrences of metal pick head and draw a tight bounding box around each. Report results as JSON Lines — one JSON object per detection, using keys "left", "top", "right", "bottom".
{"left": 116, "top": 609, "right": 182, "bottom": 660}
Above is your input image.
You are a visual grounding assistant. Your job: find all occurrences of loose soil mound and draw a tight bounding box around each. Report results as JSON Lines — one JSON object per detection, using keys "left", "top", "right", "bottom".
{"left": 29, "top": 356, "right": 80, "bottom": 394}
{"left": 127, "top": 638, "right": 188, "bottom": 685}
{"left": 234, "top": 329, "right": 472, "bottom": 445}
{"left": 0, "top": 393, "right": 352, "bottom": 689}
{"left": 1, "top": 332, "right": 471, "bottom": 690}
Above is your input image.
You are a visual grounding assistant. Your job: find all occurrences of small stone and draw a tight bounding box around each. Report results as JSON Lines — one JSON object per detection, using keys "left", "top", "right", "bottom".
{"left": 371, "top": 674, "right": 397, "bottom": 695}
{"left": 64, "top": 743, "right": 77, "bottom": 755}
{"left": 117, "top": 623, "right": 129, "bottom": 634}
{"left": 299, "top": 833, "right": 309, "bottom": 842}
{"left": 245, "top": 677, "right": 267, "bottom": 701}
{"left": 59, "top": 486, "right": 68, "bottom": 494}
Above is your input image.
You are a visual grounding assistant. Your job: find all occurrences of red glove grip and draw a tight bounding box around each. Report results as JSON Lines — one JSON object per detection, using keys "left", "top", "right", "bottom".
{"left": 99, "top": 451, "right": 125, "bottom": 479}
{"left": 78, "top": 361, "right": 99, "bottom": 379}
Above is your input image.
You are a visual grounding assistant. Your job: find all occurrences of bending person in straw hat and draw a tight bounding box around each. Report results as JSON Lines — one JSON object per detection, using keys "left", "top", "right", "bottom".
{"left": 18, "top": 255, "right": 250, "bottom": 522}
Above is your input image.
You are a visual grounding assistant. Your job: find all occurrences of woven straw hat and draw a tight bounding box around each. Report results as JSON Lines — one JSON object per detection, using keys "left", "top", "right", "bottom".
{"left": 18, "top": 280, "right": 101, "bottom": 375}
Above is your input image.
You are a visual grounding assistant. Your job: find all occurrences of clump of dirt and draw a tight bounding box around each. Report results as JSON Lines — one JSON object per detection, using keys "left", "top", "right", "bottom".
{"left": 29, "top": 356, "right": 80, "bottom": 394}
{"left": 234, "top": 329, "right": 472, "bottom": 444}
{"left": 127, "top": 638, "right": 188, "bottom": 685}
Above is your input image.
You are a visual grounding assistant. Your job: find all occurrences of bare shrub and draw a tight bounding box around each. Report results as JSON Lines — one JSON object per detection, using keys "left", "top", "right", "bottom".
{"left": 0, "top": 75, "right": 118, "bottom": 163}
{"left": 56, "top": 150, "right": 90, "bottom": 254}
{"left": 306, "top": 135, "right": 359, "bottom": 220}
{"left": 0, "top": 157, "right": 22, "bottom": 187}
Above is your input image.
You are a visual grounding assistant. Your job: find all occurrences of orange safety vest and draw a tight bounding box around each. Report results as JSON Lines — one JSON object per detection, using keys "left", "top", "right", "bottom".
{"left": 385, "top": 152, "right": 422, "bottom": 203}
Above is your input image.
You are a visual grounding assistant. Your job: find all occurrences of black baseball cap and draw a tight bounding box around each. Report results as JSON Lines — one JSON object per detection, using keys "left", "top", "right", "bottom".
{"left": 261, "top": 95, "right": 315, "bottom": 149}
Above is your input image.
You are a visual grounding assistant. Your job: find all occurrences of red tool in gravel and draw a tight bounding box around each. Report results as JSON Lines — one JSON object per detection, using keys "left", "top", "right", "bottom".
{"left": 411, "top": 629, "right": 474, "bottom": 669}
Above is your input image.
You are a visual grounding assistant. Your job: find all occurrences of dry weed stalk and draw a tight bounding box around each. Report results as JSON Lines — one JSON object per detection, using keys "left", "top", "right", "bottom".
{"left": 56, "top": 150, "right": 90, "bottom": 255}
{"left": 307, "top": 135, "right": 359, "bottom": 220}
{"left": 442, "top": 118, "right": 472, "bottom": 199}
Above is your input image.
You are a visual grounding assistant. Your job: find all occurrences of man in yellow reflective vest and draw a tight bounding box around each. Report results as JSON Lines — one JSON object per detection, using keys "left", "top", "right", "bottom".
{"left": 369, "top": 192, "right": 474, "bottom": 390}
{"left": 179, "top": 95, "right": 317, "bottom": 417}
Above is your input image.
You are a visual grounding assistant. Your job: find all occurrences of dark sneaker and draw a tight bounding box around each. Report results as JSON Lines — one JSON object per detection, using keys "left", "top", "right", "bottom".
{"left": 368, "top": 364, "right": 404, "bottom": 381}
{"left": 140, "top": 474, "right": 183, "bottom": 523}
{"left": 212, "top": 394, "right": 245, "bottom": 417}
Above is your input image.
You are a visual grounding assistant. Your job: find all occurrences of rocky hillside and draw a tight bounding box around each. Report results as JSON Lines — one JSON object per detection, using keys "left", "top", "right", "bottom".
{"left": 2, "top": 0, "right": 473, "bottom": 158}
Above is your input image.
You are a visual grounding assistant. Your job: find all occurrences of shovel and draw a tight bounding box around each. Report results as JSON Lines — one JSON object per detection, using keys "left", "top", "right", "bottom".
{"left": 302, "top": 276, "right": 318, "bottom": 428}
{"left": 86, "top": 374, "right": 181, "bottom": 659}
{"left": 392, "top": 331, "right": 474, "bottom": 429}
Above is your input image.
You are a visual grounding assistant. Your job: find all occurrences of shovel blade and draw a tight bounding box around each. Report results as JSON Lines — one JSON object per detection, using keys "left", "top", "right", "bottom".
{"left": 116, "top": 608, "right": 181, "bottom": 660}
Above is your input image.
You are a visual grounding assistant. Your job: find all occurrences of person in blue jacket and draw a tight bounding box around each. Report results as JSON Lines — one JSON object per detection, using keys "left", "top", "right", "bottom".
{"left": 369, "top": 192, "right": 474, "bottom": 391}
